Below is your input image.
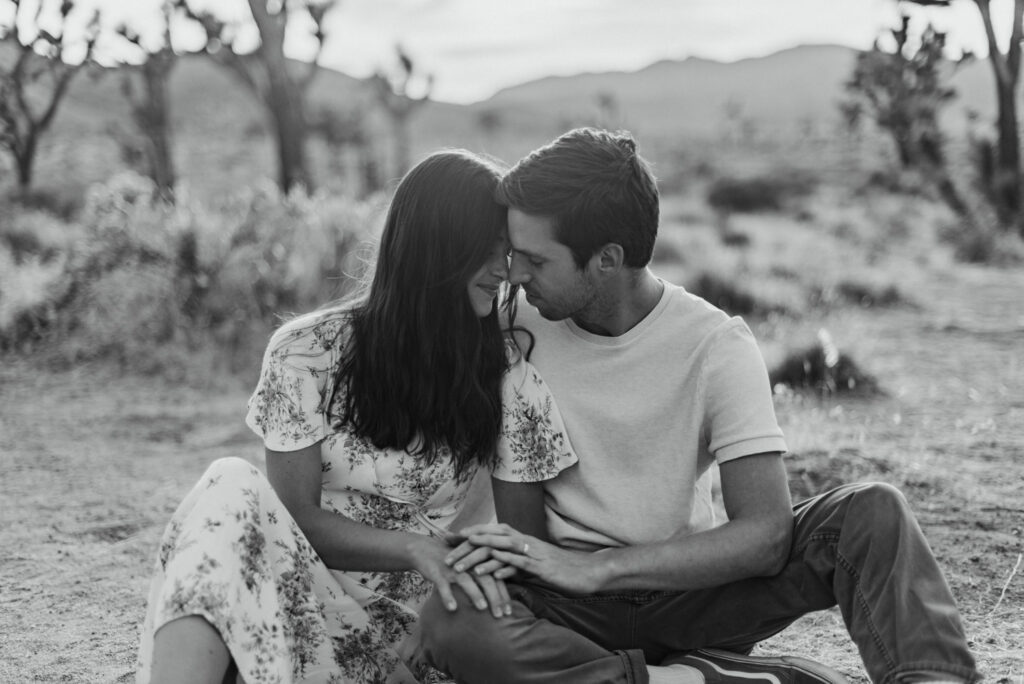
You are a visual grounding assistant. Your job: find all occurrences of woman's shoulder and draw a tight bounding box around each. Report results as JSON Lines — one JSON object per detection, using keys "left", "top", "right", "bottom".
{"left": 267, "top": 306, "right": 354, "bottom": 360}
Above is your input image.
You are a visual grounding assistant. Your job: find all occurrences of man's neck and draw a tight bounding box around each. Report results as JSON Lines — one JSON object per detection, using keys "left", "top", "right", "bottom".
{"left": 572, "top": 269, "right": 664, "bottom": 337}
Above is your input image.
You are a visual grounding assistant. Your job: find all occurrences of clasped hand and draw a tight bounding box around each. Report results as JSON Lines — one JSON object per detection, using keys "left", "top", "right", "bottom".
{"left": 443, "top": 523, "right": 604, "bottom": 596}
{"left": 406, "top": 534, "right": 512, "bottom": 618}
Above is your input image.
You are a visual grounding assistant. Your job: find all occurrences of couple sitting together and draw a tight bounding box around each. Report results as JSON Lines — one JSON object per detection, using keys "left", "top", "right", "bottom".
{"left": 136, "top": 128, "right": 979, "bottom": 684}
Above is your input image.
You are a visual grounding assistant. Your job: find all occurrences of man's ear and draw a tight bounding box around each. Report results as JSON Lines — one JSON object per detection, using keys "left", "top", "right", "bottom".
{"left": 594, "top": 243, "right": 624, "bottom": 274}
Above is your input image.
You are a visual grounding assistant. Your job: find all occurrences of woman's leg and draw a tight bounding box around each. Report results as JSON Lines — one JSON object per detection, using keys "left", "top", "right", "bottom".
{"left": 150, "top": 616, "right": 230, "bottom": 684}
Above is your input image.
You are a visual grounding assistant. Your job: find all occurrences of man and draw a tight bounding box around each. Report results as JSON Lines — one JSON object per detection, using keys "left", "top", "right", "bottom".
{"left": 419, "top": 128, "right": 978, "bottom": 684}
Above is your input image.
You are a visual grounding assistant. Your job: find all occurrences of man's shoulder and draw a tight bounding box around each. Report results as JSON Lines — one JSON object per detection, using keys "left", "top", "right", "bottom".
{"left": 659, "top": 281, "right": 736, "bottom": 335}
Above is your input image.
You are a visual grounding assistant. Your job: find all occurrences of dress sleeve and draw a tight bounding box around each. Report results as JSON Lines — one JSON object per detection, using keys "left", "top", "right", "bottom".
{"left": 492, "top": 354, "right": 578, "bottom": 482}
{"left": 244, "top": 313, "right": 344, "bottom": 452}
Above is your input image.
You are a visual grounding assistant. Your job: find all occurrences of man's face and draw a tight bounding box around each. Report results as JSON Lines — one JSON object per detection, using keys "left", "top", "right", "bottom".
{"left": 507, "top": 209, "right": 595, "bottom": 321}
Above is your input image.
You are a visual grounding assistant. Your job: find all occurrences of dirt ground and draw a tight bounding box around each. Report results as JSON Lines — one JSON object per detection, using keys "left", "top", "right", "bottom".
{"left": 1, "top": 263, "right": 1022, "bottom": 683}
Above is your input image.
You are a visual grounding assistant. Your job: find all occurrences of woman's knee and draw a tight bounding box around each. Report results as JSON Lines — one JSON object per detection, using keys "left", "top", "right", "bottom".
{"left": 203, "top": 457, "right": 262, "bottom": 483}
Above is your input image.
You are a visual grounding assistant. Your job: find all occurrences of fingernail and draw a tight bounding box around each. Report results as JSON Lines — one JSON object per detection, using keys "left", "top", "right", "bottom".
{"left": 454, "top": 564, "right": 464, "bottom": 572}
{"left": 444, "top": 556, "right": 453, "bottom": 565}
{"left": 504, "top": 605, "right": 512, "bottom": 615}
{"left": 446, "top": 602, "right": 457, "bottom": 611}
{"left": 476, "top": 601, "right": 487, "bottom": 610}
{"left": 474, "top": 567, "right": 484, "bottom": 575}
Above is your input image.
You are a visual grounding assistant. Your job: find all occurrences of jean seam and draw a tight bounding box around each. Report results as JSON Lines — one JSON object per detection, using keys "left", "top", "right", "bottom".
{"left": 833, "top": 544, "right": 898, "bottom": 676}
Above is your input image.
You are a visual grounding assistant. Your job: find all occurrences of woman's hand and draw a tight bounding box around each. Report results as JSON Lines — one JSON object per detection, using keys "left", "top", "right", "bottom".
{"left": 447, "top": 523, "right": 606, "bottom": 595}
{"left": 405, "top": 535, "right": 511, "bottom": 618}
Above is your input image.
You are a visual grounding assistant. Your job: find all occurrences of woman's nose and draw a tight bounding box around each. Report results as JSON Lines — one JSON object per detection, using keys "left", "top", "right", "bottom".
{"left": 492, "top": 252, "right": 509, "bottom": 279}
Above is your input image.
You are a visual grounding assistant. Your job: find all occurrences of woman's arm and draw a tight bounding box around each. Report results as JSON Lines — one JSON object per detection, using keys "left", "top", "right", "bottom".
{"left": 265, "top": 443, "right": 510, "bottom": 616}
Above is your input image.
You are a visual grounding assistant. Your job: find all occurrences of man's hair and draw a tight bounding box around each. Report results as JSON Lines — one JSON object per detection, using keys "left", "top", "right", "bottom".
{"left": 496, "top": 127, "right": 659, "bottom": 269}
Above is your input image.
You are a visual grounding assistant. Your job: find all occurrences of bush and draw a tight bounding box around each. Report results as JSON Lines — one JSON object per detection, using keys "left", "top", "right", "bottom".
{"left": 706, "top": 171, "right": 817, "bottom": 213}
{"left": 688, "top": 272, "right": 789, "bottom": 318}
{"left": 769, "top": 329, "right": 881, "bottom": 396}
{"left": 1, "top": 172, "right": 377, "bottom": 375}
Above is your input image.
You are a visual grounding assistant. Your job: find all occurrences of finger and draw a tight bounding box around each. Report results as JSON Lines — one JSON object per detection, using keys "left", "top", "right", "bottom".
{"left": 444, "top": 540, "right": 479, "bottom": 567}
{"left": 491, "top": 549, "right": 534, "bottom": 572}
{"left": 493, "top": 565, "right": 517, "bottom": 581}
{"left": 450, "top": 547, "right": 493, "bottom": 573}
{"left": 466, "top": 532, "right": 530, "bottom": 554}
{"left": 458, "top": 522, "right": 514, "bottom": 538}
{"left": 453, "top": 572, "right": 488, "bottom": 612}
{"left": 495, "top": 578, "right": 512, "bottom": 616}
{"left": 473, "top": 573, "right": 505, "bottom": 618}
{"left": 470, "top": 558, "right": 508, "bottom": 576}
{"left": 434, "top": 579, "right": 458, "bottom": 612}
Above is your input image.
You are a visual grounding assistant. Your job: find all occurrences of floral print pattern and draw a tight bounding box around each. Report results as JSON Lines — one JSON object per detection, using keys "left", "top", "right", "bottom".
{"left": 138, "top": 308, "right": 577, "bottom": 683}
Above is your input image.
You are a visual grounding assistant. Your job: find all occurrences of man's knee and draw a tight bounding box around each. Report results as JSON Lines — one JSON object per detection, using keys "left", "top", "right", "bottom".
{"left": 419, "top": 587, "right": 518, "bottom": 673}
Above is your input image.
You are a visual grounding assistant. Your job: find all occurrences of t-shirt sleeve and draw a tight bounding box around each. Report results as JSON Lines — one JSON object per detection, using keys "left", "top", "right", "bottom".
{"left": 702, "top": 319, "right": 788, "bottom": 463}
{"left": 492, "top": 355, "right": 579, "bottom": 482}
{"left": 244, "top": 314, "right": 342, "bottom": 452}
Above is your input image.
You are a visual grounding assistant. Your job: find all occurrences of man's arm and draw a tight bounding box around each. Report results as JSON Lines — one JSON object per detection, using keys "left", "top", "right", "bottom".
{"left": 454, "top": 452, "right": 793, "bottom": 593}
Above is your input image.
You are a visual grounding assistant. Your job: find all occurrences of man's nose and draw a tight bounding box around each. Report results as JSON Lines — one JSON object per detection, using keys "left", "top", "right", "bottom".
{"left": 508, "top": 254, "right": 529, "bottom": 285}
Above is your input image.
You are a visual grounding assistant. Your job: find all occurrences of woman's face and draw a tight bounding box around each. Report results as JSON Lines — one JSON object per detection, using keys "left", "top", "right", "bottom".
{"left": 467, "top": 236, "right": 510, "bottom": 317}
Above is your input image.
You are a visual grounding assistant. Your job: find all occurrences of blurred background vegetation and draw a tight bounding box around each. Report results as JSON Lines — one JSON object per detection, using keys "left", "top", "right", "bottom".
{"left": 2, "top": 0, "right": 1023, "bottom": 382}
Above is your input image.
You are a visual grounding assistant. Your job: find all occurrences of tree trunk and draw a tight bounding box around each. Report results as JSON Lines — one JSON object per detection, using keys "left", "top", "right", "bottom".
{"left": 992, "top": 83, "right": 1022, "bottom": 226}
{"left": 141, "top": 57, "right": 176, "bottom": 203}
{"left": 266, "top": 76, "right": 310, "bottom": 193}
{"left": 16, "top": 136, "right": 36, "bottom": 189}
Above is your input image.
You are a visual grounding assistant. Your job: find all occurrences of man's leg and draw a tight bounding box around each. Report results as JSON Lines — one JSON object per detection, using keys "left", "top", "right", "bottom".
{"left": 419, "top": 582, "right": 649, "bottom": 684}
{"left": 637, "top": 483, "right": 978, "bottom": 683}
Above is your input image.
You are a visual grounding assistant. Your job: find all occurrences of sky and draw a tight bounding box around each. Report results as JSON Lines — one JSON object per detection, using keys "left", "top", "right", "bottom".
{"left": 6, "top": 0, "right": 1016, "bottom": 104}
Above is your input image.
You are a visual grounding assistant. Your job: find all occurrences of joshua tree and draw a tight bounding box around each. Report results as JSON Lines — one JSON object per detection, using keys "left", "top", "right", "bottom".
{"left": 115, "top": 1, "right": 177, "bottom": 202}
{"left": 0, "top": 0, "right": 98, "bottom": 190}
{"left": 175, "top": 0, "right": 336, "bottom": 193}
{"left": 845, "top": 16, "right": 969, "bottom": 215}
{"left": 371, "top": 45, "right": 431, "bottom": 178}
{"left": 906, "top": 0, "right": 1024, "bottom": 232}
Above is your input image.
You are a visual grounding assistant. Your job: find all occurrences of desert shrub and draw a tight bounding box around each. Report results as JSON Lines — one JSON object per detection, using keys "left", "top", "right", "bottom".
{"left": 769, "top": 329, "right": 881, "bottom": 396}
{"left": 938, "top": 210, "right": 1024, "bottom": 265}
{"left": 688, "top": 272, "right": 789, "bottom": 318}
{"left": 808, "top": 279, "right": 910, "bottom": 309}
{"left": 706, "top": 171, "right": 817, "bottom": 214}
{"left": 0, "top": 247, "right": 69, "bottom": 350}
{"left": 2, "top": 171, "right": 377, "bottom": 375}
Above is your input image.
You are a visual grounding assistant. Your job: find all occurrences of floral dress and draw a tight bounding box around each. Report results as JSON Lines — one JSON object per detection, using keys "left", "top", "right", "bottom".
{"left": 136, "top": 309, "right": 578, "bottom": 684}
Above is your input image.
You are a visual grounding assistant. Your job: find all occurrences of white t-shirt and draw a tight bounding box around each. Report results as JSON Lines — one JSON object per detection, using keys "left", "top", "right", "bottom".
{"left": 514, "top": 280, "right": 787, "bottom": 551}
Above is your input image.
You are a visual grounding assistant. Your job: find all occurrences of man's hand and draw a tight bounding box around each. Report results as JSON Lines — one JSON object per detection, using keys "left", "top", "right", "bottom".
{"left": 406, "top": 535, "right": 511, "bottom": 618}
{"left": 446, "top": 523, "right": 605, "bottom": 595}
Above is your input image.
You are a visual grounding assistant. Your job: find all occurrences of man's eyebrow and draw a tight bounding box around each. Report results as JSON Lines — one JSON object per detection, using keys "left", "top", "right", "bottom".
{"left": 511, "top": 247, "right": 544, "bottom": 259}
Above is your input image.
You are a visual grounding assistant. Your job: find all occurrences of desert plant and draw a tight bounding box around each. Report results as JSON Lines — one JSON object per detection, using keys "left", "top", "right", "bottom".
{"left": 706, "top": 172, "right": 816, "bottom": 214}
{"left": 175, "top": 0, "right": 337, "bottom": 192}
{"left": 0, "top": 0, "right": 98, "bottom": 189}
{"left": 769, "top": 329, "right": 881, "bottom": 396}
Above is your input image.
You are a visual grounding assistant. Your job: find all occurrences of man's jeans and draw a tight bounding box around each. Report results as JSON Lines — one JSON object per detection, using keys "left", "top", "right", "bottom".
{"left": 420, "top": 482, "right": 980, "bottom": 684}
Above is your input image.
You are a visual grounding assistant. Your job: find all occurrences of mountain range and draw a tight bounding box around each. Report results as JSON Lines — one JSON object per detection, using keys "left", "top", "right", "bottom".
{"left": 7, "top": 43, "right": 1003, "bottom": 197}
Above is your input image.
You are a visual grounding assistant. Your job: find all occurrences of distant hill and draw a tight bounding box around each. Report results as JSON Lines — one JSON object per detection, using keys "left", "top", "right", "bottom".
{"left": 3, "top": 44, "right": 1001, "bottom": 200}
{"left": 479, "top": 44, "right": 995, "bottom": 139}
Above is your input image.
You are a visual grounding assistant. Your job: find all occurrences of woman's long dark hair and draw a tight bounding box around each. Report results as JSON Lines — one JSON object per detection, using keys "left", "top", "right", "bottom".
{"left": 334, "top": 150, "right": 510, "bottom": 477}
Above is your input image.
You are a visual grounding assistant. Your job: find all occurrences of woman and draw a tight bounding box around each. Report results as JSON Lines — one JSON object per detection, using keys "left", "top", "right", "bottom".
{"left": 137, "top": 150, "right": 578, "bottom": 683}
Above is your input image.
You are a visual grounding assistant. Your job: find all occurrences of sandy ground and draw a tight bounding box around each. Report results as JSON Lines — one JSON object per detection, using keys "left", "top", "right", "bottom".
{"left": 1, "top": 263, "right": 1022, "bottom": 682}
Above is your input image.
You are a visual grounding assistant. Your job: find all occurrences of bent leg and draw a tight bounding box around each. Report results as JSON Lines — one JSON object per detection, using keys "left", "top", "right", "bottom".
{"left": 137, "top": 457, "right": 337, "bottom": 684}
{"left": 793, "top": 482, "right": 978, "bottom": 683}
{"left": 639, "top": 483, "right": 978, "bottom": 683}
{"left": 419, "top": 584, "right": 648, "bottom": 684}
